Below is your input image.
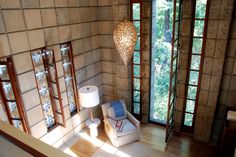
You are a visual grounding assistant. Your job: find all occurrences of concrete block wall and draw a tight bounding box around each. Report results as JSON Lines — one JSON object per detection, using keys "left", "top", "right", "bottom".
{"left": 169, "top": 0, "right": 236, "bottom": 143}
{"left": 0, "top": 0, "right": 235, "bottom": 147}
{"left": 194, "top": 0, "right": 235, "bottom": 143}
{"left": 97, "top": 0, "right": 150, "bottom": 119}
{"left": 211, "top": 5, "right": 236, "bottom": 144}
{"left": 0, "top": 0, "right": 102, "bottom": 147}
{"left": 98, "top": 0, "right": 131, "bottom": 110}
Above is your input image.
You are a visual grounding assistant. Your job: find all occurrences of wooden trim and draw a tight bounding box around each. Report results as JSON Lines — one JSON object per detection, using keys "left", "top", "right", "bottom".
{"left": 130, "top": 0, "right": 143, "bottom": 120}
{"left": 165, "top": 0, "right": 183, "bottom": 142}
{"left": 0, "top": 129, "right": 47, "bottom": 157}
{"left": 0, "top": 58, "right": 29, "bottom": 133}
{"left": 44, "top": 49, "right": 66, "bottom": 127}
{"left": 30, "top": 49, "right": 53, "bottom": 130}
{"left": 7, "top": 58, "right": 30, "bottom": 133}
{"left": 181, "top": 0, "right": 210, "bottom": 133}
{"left": 60, "top": 42, "right": 80, "bottom": 115}
{"left": 30, "top": 48, "right": 66, "bottom": 131}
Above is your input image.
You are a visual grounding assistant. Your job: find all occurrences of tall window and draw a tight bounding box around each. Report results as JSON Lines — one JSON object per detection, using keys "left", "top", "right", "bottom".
{"left": 0, "top": 58, "right": 29, "bottom": 133}
{"left": 31, "top": 49, "right": 65, "bottom": 131}
{"left": 150, "top": 0, "right": 176, "bottom": 125}
{"left": 131, "top": 0, "right": 142, "bottom": 119}
{"left": 182, "top": 0, "right": 209, "bottom": 133}
{"left": 60, "top": 42, "right": 79, "bottom": 116}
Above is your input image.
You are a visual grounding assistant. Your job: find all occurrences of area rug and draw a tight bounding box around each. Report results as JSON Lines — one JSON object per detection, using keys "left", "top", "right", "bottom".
{"left": 92, "top": 142, "right": 177, "bottom": 157}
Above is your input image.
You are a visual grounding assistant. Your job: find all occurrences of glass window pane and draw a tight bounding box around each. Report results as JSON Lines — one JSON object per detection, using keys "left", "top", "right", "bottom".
{"left": 134, "top": 102, "right": 140, "bottom": 114}
{"left": 175, "top": 1, "right": 180, "bottom": 20}
{"left": 170, "top": 90, "right": 175, "bottom": 104}
{"left": 8, "top": 102, "right": 19, "bottom": 118}
{"left": 43, "top": 102, "right": 56, "bottom": 128}
{"left": 187, "top": 86, "right": 197, "bottom": 100}
{"left": 195, "top": 0, "right": 207, "bottom": 18}
{"left": 190, "top": 55, "right": 201, "bottom": 70}
{"left": 31, "top": 51, "right": 43, "bottom": 66}
{"left": 132, "top": 3, "right": 140, "bottom": 20}
{"left": 133, "top": 21, "right": 140, "bottom": 35}
{"left": 3, "top": 82, "right": 15, "bottom": 100}
{"left": 189, "top": 71, "right": 199, "bottom": 85}
{"left": 133, "top": 90, "right": 140, "bottom": 102}
{"left": 172, "top": 58, "right": 177, "bottom": 73}
{"left": 60, "top": 44, "right": 70, "bottom": 57}
{"left": 134, "top": 78, "right": 140, "bottom": 90}
{"left": 174, "top": 40, "right": 178, "bottom": 57}
{"left": 133, "top": 51, "right": 140, "bottom": 64}
{"left": 194, "top": 20, "right": 204, "bottom": 37}
{"left": 133, "top": 65, "right": 140, "bottom": 77}
{"left": 171, "top": 74, "right": 176, "bottom": 90}
{"left": 13, "top": 120, "right": 23, "bottom": 130}
{"left": 175, "top": 22, "right": 179, "bottom": 39}
{"left": 0, "top": 98, "right": 8, "bottom": 122}
{"left": 184, "top": 113, "right": 193, "bottom": 126}
{"left": 0, "top": 65, "right": 9, "bottom": 80}
{"left": 135, "top": 36, "right": 140, "bottom": 50}
{"left": 186, "top": 100, "right": 195, "bottom": 113}
{"left": 192, "top": 38, "right": 203, "bottom": 54}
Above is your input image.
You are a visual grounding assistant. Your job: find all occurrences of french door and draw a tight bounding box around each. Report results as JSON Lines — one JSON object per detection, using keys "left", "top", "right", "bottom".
{"left": 165, "top": 0, "right": 182, "bottom": 142}
{"left": 150, "top": 0, "right": 182, "bottom": 142}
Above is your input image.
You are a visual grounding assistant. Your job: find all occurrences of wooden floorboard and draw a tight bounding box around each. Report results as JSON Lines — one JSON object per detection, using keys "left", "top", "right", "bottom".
{"left": 70, "top": 123, "right": 217, "bottom": 157}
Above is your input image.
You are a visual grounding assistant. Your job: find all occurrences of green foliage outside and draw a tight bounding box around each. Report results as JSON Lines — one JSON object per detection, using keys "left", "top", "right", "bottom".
{"left": 132, "top": 0, "right": 207, "bottom": 126}
{"left": 151, "top": 0, "right": 173, "bottom": 124}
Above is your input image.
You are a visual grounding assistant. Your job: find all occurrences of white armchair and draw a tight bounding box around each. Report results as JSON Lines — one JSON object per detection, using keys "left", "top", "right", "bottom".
{"left": 101, "top": 100, "right": 140, "bottom": 147}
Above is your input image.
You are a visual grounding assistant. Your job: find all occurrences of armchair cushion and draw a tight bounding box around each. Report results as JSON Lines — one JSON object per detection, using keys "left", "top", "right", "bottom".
{"left": 107, "top": 100, "right": 127, "bottom": 120}
{"left": 110, "top": 119, "right": 138, "bottom": 136}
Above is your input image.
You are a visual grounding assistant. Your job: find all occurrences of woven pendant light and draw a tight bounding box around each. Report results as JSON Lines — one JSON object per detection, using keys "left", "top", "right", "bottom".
{"left": 113, "top": 20, "right": 137, "bottom": 65}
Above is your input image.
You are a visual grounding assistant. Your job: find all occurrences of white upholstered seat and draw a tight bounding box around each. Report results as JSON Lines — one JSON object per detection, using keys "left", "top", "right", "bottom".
{"left": 102, "top": 100, "right": 140, "bottom": 147}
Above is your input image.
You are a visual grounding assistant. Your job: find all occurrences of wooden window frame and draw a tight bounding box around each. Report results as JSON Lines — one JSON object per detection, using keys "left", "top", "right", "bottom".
{"left": 30, "top": 48, "right": 65, "bottom": 132}
{"left": 181, "top": 0, "right": 210, "bottom": 133}
{"left": 131, "top": 0, "right": 143, "bottom": 120}
{"left": 0, "top": 57, "right": 29, "bottom": 133}
{"left": 60, "top": 42, "right": 79, "bottom": 116}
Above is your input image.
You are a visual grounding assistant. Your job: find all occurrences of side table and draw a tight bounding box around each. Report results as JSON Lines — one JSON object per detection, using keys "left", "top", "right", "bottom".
{"left": 85, "top": 118, "right": 101, "bottom": 137}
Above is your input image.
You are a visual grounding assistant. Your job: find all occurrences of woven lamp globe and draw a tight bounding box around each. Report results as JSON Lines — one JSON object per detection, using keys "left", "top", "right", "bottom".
{"left": 113, "top": 20, "right": 137, "bottom": 65}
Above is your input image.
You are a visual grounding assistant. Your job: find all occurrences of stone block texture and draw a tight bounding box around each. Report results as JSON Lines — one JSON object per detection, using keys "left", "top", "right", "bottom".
{"left": 0, "top": 0, "right": 235, "bottom": 147}
{"left": 0, "top": 0, "right": 103, "bottom": 147}
{"left": 211, "top": 3, "right": 236, "bottom": 144}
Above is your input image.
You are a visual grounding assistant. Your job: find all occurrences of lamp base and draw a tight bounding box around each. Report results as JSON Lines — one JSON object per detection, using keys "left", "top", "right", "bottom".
{"left": 85, "top": 118, "right": 101, "bottom": 137}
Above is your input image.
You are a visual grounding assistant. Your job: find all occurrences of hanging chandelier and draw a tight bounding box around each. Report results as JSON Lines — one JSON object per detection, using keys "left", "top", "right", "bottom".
{"left": 113, "top": 20, "right": 137, "bottom": 65}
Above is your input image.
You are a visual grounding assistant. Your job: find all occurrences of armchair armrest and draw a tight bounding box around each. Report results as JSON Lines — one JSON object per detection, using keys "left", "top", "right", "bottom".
{"left": 104, "top": 118, "right": 118, "bottom": 137}
{"left": 127, "top": 112, "right": 140, "bottom": 130}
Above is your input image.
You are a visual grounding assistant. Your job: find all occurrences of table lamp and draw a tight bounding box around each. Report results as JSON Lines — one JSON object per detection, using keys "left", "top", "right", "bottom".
{"left": 79, "top": 86, "right": 100, "bottom": 137}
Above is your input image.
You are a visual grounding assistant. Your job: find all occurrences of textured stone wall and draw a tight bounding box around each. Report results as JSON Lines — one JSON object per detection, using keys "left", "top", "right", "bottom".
{"left": 211, "top": 5, "right": 236, "bottom": 144}
{"left": 98, "top": 0, "right": 131, "bottom": 110}
{"left": 194, "top": 0, "right": 235, "bottom": 143}
{"left": 98, "top": 0, "right": 150, "bottom": 121}
{"left": 0, "top": 0, "right": 102, "bottom": 147}
{"left": 172, "top": 0, "right": 236, "bottom": 143}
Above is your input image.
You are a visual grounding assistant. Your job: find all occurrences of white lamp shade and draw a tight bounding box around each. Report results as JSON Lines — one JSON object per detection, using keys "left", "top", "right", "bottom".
{"left": 79, "top": 86, "right": 100, "bottom": 108}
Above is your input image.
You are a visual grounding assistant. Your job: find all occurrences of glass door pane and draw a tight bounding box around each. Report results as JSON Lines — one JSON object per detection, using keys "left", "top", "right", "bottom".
{"left": 150, "top": 0, "right": 174, "bottom": 125}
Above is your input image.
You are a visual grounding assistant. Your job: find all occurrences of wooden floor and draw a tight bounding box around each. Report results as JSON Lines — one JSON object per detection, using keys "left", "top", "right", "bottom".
{"left": 140, "top": 124, "right": 217, "bottom": 157}
{"left": 70, "top": 123, "right": 218, "bottom": 157}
